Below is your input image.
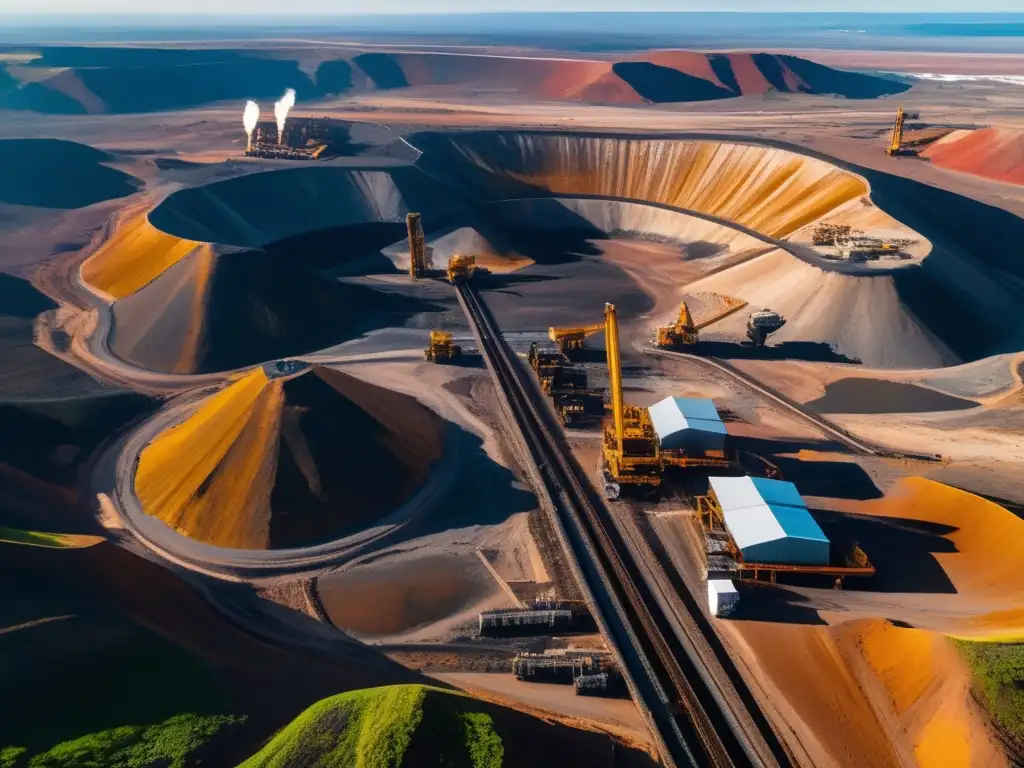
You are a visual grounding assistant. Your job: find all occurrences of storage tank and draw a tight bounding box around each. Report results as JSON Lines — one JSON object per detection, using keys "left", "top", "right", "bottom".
{"left": 708, "top": 475, "right": 830, "bottom": 565}
{"left": 707, "top": 579, "right": 740, "bottom": 617}
{"left": 647, "top": 396, "right": 727, "bottom": 455}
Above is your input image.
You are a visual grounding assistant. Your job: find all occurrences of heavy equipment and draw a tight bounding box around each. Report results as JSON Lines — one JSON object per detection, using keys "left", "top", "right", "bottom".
{"left": 548, "top": 322, "right": 604, "bottom": 359}
{"left": 447, "top": 254, "right": 476, "bottom": 284}
{"left": 425, "top": 330, "right": 461, "bottom": 363}
{"left": 886, "top": 106, "right": 906, "bottom": 156}
{"left": 885, "top": 106, "right": 920, "bottom": 156}
{"left": 746, "top": 309, "right": 786, "bottom": 346}
{"left": 602, "top": 303, "right": 662, "bottom": 500}
{"left": 407, "top": 212, "right": 427, "bottom": 279}
{"left": 655, "top": 295, "right": 748, "bottom": 349}
{"left": 527, "top": 343, "right": 603, "bottom": 424}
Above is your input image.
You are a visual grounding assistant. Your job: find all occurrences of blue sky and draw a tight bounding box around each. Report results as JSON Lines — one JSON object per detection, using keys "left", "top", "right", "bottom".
{"left": 3, "top": 2, "right": 1023, "bottom": 13}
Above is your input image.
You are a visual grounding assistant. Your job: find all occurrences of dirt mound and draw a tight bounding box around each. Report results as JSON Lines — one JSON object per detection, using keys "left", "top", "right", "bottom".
{"left": 846, "top": 619, "right": 1005, "bottom": 768}
{"left": 0, "top": 47, "right": 317, "bottom": 114}
{"left": 146, "top": 165, "right": 459, "bottom": 248}
{"left": 687, "top": 246, "right": 1019, "bottom": 368}
{"left": 240, "top": 683, "right": 656, "bottom": 768}
{"left": 352, "top": 50, "right": 906, "bottom": 104}
{"left": 108, "top": 245, "right": 434, "bottom": 374}
{"left": 922, "top": 127, "right": 1024, "bottom": 186}
{"left": 0, "top": 139, "right": 139, "bottom": 209}
{"left": 1, "top": 46, "right": 906, "bottom": 113}
{"left": 134, "top": 365, "right": 445, "bottom": 550}
{"left": 861, "top": 478, "right": 1024, "bottom": 640}
{"left": 0, "top": 539, "right": 410, "bottom": 765}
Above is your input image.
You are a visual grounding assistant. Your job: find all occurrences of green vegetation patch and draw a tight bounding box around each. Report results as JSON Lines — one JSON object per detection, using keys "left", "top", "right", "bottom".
{"left": 0, "top": 527, "right": 68, "bottom": 548}
{"left": 956, "top": 640, "right": 1024, "bottom": 743}
{"left": 241, "top": 684, "right": 504, "bottom": 768}
{"left": 1, "top": 619, "right": 236, "bottom": 763}
{"left": 7, "top": 714, "right": 243, "bottom": 768}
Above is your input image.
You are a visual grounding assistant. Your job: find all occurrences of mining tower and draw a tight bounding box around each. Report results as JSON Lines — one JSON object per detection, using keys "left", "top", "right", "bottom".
{"left": 407, "top": 212, "right": 427, "bottom": 279}
{"left": 602, "top": 303, "right": 661, "bottom": 500}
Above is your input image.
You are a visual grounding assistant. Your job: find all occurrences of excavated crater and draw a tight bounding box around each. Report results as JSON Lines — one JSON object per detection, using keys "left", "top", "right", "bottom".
{"left": 83, "top": 132, "right": 1024, "bottom": 372}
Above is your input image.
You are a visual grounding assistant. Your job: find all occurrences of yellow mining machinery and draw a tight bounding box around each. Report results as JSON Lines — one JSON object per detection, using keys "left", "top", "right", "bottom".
{"left": 425, "top": 330, "right": 461, "bottom": 363}
{"left": 885, "top": 106, "right": 921, "bottom": 156}
{"left": 527, "top": 343, "right": 603, "bottom": 425}
{"left": 407, "top": 212, "right": 427, "bottom": 279}
{"left": 655, "top": 295, "right": 748, "bottom": 349}
{"left": 447, "top": 254, "right": 476, "bottom": 284}
{"left": 548, "top": 322, "right": 604, "bottom": 359}
{"left": 602, "top": 303, "right": 662, "bottom": 499}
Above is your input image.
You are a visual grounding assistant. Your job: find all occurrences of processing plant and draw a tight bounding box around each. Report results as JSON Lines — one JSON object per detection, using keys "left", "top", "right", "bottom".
{"left": 698, "top": 475, "right": 875, "bottom": 587}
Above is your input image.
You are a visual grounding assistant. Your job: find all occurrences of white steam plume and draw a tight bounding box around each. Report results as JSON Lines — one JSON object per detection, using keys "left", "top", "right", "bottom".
{"left": 243, "top": 100, "right": 260, "bottom": 151}
{"left": 274, "top": 88, "right": 296, "bottom": 144}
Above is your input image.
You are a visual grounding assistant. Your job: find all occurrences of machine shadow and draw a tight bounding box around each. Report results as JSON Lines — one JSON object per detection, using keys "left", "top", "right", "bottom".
{"left": 696, "top": 340, "right": 861, "bottom": 365}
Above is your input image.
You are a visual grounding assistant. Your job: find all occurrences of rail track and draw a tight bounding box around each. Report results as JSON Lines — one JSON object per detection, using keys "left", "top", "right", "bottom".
{"left": 459, "top": 284, "right": 783, "bottom": 768}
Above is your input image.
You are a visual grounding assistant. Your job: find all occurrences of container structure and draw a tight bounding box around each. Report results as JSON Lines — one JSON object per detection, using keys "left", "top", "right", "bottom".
{"left": 707, "top": 579, "right": 740, "bottom": 617}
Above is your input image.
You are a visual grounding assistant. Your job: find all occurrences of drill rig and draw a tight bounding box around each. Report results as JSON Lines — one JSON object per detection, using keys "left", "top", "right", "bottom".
{"left": 655, "top": 296, "right": 748, "bottom": 349}
{"left": 602, "top": 303, "right": 662, "bottom": 500}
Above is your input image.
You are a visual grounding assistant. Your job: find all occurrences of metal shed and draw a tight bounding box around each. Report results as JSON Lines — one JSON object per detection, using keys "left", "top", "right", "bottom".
{"left": 708, "top": 476, "right": 829, "bottom": 565}
{"left": 648, "top": 396, "right": 727, "bottom": 454}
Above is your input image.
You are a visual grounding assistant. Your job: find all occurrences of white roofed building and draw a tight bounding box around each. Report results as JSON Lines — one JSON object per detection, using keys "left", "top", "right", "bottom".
{"left": 648, "top": 396, "right": 727, "bottom": 455}
{"left": 708, "top": 475, "right": 829, "bottom": 565}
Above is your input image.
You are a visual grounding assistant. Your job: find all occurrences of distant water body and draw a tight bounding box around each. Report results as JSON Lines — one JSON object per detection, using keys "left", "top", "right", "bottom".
{"left": 2, "top": 12, "right": 1024, "bottom": 51}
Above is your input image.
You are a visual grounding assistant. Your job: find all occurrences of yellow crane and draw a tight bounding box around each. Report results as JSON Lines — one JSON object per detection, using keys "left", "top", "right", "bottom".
{"left": 601, "top": 303, "right": 662, "bottom": 500}
{"left": 886, "top": 106, "right": 907, "bottom": 156}
{"left": 655, "top": 295, "right": 748, "bottom": 349}
{"left": 407, "top": 212, "right": 427, "bottom": 278}
{"left": 548, "top": 322, "right": 604, "bottom": 358}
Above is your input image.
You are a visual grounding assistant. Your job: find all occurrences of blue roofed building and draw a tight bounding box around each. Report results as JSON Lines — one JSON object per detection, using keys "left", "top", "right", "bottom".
{"left": 647, "top": 396, "right": 727, "bottom": 455}
{"left": 707, "top": 475, "right": 830, "bottom": 565}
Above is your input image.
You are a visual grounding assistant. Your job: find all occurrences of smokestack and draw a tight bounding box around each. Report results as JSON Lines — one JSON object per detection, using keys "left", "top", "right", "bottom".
{"left": 243, "top": 100, "right": 260, "bottom": 153}
{"left": 274, "top": 88, "right": 296, "bottom": 145}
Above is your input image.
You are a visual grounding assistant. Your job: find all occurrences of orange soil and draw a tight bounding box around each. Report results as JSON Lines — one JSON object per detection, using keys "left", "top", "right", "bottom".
{"left": 860, "top": 478, "right": 1024, "bottom": 640}
{"left": 135, "top": 365, "right": 445, "bottom": 550}
{"left": 922, "top": 127, "right": 1024, "bottom": 187}
{"left": 848, "top": 619, "right": 1005, "bottom": 768}
{"left": 486, "top": 137, "right": 868, "bottom": 240}
{"left": 727, "top": 621, "right": 899, "bottom": 768}
{"left": 80, "top": 203, "right": 201, "bottom": 300}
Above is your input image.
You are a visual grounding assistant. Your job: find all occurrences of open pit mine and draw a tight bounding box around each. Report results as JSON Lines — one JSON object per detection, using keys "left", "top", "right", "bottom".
{"left": 4, "top": 33, "right": 1024, "bottom": 768}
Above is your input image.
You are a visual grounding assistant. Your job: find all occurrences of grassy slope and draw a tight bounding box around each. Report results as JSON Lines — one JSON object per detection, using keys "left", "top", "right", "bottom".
{"left": 956, "top": 641, "right": 1024, "bottom": 745}
{"left": 240, "top": 684, "right": 503, "bottom": 768}
{"left": 0, "top": 527, "right": 69, "bottom": 548}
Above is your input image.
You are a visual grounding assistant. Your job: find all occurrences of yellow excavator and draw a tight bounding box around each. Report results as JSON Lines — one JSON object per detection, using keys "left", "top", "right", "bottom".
{"left": 601, "top": 303, "right": 662, "bottom": 500}
{"left": 655, "top": 295, "right": 748, "bottom": 349}
{"left": 548, "top": 322, "right": 604, "bottom": 359}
